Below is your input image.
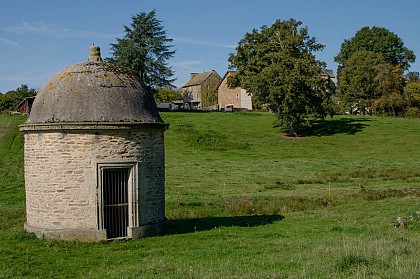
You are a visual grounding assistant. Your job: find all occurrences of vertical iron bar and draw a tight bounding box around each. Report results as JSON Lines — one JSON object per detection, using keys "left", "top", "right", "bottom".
{"left": 115, "top": 169, "right": 118, "bottom": 238}
{"left": 102, "top": 168, "right": 129, "bottom": 239}
{"left": 118, "top": 169, "right": 120, "bottom": 238}
{"left": 120, "top": 170, "right": 122, "bottom": 237}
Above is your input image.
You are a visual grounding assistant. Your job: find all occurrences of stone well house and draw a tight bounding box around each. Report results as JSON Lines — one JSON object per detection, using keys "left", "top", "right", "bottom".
{"left": 19, "top": 45, "right": 167, "bottom": 242}
{"left": 217, "top": 71, "right": 252, "bottom": 111}
{"left": 180, "top": 70, "right": 222, "bottom": 110}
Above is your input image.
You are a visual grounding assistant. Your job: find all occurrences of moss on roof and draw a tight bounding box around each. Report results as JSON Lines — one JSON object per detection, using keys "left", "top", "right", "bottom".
{"left": 26, "top": 61, "right": 163, "bottom": 125}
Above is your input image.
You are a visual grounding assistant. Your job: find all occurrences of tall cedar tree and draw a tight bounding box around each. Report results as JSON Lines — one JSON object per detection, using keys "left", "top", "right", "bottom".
{"left": 228, "top": 19, "right": 333, "bottom": 136}
{"left": 107, "top": 10, "right": 176, "bottom": 88}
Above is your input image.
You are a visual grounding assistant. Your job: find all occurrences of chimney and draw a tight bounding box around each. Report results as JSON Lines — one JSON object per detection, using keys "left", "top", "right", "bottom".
{"left": 88, "top": 44, "right": 102, "bottom": 62}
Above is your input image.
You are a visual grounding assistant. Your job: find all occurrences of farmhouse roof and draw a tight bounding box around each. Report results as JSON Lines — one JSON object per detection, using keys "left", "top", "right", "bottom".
{"left": 181, "top": 70, "right": 217, "bottom": 88}
{"left": 217, "top": 71, "right": 238, "bottom": 90}
{"left": 17, "top": 96, "right": 36, "bottom": 109}
{"left": 322, "top": 69, "right": 335, "bottom": 78}
{"left": 221, "top": 71, "right": 237, "bottom": 80}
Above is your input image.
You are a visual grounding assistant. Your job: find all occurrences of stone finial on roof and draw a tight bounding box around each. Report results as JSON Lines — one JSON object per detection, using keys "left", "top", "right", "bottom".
{"left": 89, "top": 44, "right": 102, "bottom": 62}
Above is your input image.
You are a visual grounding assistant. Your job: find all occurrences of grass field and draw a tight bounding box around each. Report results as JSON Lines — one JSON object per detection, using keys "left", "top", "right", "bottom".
{"left": 0, "top": 112, "right": 419, "bottom": 278}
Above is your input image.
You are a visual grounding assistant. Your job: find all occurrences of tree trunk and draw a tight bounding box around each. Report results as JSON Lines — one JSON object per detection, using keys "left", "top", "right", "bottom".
{"left": 288, "top": 126, "right": 298, "bottom": 137}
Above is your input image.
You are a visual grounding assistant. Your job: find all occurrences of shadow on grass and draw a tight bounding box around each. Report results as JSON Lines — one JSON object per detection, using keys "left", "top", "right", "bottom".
{"left": 166, "top": 214, "right": 284, "bottom": 235}
{"left": 299, "top": 117, "right": 371, "bottom": 137}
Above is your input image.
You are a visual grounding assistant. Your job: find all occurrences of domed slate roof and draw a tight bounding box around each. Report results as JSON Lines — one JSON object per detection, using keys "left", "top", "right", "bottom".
{"left": 26, "top": 45, "right": 163, "bottom": 125}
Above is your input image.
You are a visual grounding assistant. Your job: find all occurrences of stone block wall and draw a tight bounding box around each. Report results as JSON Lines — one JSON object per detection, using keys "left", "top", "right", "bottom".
{"left": 218, "top": 72, "right": 252, "bottom": 111}
{"left": 218, "top": 76, "right": 242, "bottom": 110}
{"left": 23, "top": 128, "right": 165, "bottom": 241}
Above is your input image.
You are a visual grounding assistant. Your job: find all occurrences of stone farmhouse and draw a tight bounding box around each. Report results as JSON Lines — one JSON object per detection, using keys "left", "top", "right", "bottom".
{"left": 180, "top": 70, "right": 222, "bottom": 110}
{"left": 217, "top": 71, "right": 252, "bottom": 111}
{"left": 321, "top": 69, "right": 336, "bottom": 91}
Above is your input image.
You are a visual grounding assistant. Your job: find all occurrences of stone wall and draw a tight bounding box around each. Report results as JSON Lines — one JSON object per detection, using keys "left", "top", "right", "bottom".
{"left": 23, "top": 128, "right": 165, "bottom": 241}
{"left": 218, "top": 72, "right": 252, "bottom": 111}
{"left": 218, "top": 73, "right": 242, "bottom": 110}
{"left": 240, "top": 88, "right": 253, "bottom": 110}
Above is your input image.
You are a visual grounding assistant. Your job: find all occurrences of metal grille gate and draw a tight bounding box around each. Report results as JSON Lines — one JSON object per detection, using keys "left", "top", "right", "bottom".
{"left": 103, "top": 168, "right": 129, "bottom": 239}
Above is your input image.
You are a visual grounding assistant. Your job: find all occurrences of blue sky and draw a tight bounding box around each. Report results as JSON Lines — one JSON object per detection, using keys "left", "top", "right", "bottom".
{"left": 1, "top": 0, "right": 419, "bottom": 93}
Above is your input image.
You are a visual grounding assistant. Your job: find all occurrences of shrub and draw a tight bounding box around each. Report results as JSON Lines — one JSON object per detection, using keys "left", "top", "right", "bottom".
{"left": 405, "top": 107, "right": 420, "bottom": 118}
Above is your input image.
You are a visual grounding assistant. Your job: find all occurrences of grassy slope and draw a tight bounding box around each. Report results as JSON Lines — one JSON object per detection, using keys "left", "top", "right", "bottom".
{"left": 0, "top": 113, "right": 419, "bottom": 278}
{"left": 0, "top": 115, "right": 26, "bottom": 232}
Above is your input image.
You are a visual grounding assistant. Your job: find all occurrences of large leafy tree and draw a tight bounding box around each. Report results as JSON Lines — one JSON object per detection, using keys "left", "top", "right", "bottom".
{"left": 335, "top": 26, "right": 415, "bottom": 115}
{"left": 372, "top": 63, "right": 405, "bottom": 116}
{"left": 338, "top": 51, "right": 386, "bottom": 113}
{"left": 107, "top": 9, "right": 176, "bottom": 88}
{"left": 228, "top": 19, "right": 333, "bottom": 136}
{"left": 335, "top": 26, "right": 415, "bottom": 74}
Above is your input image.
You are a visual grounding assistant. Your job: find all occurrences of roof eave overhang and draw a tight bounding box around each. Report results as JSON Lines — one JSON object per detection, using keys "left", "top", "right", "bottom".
{"left": 19, "top": 122, "right": 169, "bottom": 132}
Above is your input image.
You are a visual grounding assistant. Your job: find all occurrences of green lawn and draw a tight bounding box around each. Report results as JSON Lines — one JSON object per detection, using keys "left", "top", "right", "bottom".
{"left": 0, "top": 113, "right": 419, "bottom": 278}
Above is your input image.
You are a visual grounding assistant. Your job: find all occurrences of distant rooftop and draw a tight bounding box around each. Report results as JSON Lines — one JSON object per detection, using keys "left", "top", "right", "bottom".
{"left": 181, "top": 70, "right": 217, "bottom": 87}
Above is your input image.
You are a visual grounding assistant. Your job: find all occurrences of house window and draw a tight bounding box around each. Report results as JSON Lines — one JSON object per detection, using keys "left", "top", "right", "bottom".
{"left": 97, "top": 162, "right": 138, "bottom": 239}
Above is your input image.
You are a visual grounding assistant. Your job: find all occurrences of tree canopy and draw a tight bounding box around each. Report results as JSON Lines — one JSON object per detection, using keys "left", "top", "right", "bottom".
{"left": 107, "top": 9, "right": 176, "bottom": 89}
{"left": 335, "top": 26, "right": 415, "bottom": 74}
{"left": 403, "top": 75, "right": 420, "bottom": 117}
{"left": 335, "top": 26, "right": 416, "bottom": 116}
{"left": 0, "top": 84, "right": 36, "bottom": 113}
{"left": 228, "top": 18, "right": 333, "bottom": 135}
{"left": 154, "top": 87, "right": 182, "bottom": 103}
{"left": 338, "top": 51, "right": 386, "bottom": 113}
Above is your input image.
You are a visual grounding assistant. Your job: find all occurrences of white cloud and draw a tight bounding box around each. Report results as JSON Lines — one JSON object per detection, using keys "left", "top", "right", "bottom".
{"left": 0, "top": 68, "right": 55, "bottom": 89}
{"left": 0, "top": 36, "right": 24, "bottom": 49}
{"left": 0, "top": 73, "right": 41, "bottom": 83}
{"left": 2, "top": 21, "right": 119, "bottom": 39}
{"left": 173, "top": 36, "right": 236, "bottom": 49}
{"left": 171, "top": 60, "right": 202, "bottom": 70}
